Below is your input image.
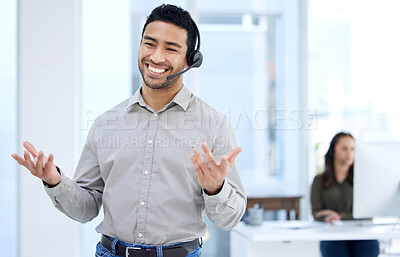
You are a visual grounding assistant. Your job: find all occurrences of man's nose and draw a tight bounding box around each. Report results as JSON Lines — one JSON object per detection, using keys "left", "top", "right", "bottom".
{"left": 150, "top": 47, "right": 166, "bottom": 63}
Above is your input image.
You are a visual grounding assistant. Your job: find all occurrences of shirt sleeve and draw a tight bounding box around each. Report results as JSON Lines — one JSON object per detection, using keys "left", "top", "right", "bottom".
{"left": 43, "top": 122, "right": 104, "bottom": 223}
{"left": 310, "top": 175, "right": 325, "bottom": 221}
{"left": 203, "top": 118, "right": 247, "bottom": 231}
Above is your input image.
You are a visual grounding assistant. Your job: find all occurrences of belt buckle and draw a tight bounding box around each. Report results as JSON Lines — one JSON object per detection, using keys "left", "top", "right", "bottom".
{"left": 125, "top": 246, "right": 141, "bottom": 257}
{"left": 126, "top": 247, "right": 152, "bottom": 257}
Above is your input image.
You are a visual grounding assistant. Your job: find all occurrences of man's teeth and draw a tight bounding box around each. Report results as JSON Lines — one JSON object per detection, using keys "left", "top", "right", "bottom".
{"left": 149, "top": 66, "right": 166, "bottom": 74}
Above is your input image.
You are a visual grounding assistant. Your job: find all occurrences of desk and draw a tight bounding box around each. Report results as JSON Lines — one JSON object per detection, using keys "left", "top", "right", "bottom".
{"left": 230, "top": 220, "right": 400, "bottom": 257}
{"left": 247, "top": 195, "right": 301, "bottom": 220}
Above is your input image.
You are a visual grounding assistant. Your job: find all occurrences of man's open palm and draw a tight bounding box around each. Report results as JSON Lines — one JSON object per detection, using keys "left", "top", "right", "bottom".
{"left": 12, "top": 141, "right": 60, "bottom": 186}
{"left": 191, "top": 142, "right": 242, "bottom": 195}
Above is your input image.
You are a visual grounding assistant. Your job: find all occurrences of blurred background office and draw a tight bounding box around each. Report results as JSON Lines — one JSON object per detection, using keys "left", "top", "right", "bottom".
{"left": 1, "top": 0, "right": 400, "bottom": 256}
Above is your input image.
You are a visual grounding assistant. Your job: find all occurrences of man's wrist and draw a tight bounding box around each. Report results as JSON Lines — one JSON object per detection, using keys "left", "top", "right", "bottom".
{"left": 204, "top": 181, "right": 225, "bottom": 195}
{"left": 43, "top": 166, "right": 61, "bottom": 188}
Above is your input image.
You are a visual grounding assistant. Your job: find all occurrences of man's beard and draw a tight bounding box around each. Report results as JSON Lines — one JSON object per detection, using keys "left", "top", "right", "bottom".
{"left": 138, "top": 61, "right": 183, "bottom": 90}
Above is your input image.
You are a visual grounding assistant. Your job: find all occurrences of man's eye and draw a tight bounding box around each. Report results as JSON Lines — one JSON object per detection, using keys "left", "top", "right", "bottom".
{"left": 144, "top": 42, "right": 154, "bottom": 47}
{"left": 167, "top": 48, "right": 177, "bottom": 52}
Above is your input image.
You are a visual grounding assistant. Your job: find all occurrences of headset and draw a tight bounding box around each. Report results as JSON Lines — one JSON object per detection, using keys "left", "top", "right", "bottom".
{"left": 167, "top": 21, "right": 203, "bottom": 80}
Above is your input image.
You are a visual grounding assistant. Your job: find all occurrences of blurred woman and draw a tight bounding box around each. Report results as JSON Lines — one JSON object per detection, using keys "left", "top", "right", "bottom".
{"left": 311, "top": 132, "right": 379, "bottom": 257}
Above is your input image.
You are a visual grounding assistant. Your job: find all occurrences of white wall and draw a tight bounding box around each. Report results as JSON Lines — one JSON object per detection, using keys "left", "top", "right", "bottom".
{"left": 18, "top": 0, "right": 81, "bottom": 256}
{"left": 0, "top": 0, "right": 18, "bottom": 256}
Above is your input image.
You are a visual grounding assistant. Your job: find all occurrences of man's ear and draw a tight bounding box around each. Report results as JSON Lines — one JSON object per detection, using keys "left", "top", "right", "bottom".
{"left": 183, "top": 56, "right": 189, "bottom": 69}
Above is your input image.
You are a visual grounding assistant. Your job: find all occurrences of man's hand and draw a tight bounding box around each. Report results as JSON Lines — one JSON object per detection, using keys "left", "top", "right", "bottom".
{"left": 191, "top": 142, "right": 242, "bottom": 195}
{"left": 11, "top": 141, "right": 61, "bottom": 186}
{"left": 316, "top": 209, "right": 342, "bottom": 223}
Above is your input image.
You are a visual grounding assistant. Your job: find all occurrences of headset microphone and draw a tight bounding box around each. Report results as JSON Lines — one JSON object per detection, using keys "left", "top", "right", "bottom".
{"left": 167, "top": 66, "right": 194, "bottom": 80}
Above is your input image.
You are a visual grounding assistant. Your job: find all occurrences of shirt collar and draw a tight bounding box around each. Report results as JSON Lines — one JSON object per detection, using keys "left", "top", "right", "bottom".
{"left": 126, "top": 86, "right": 192, "bottom": 112}
{"left": 170, "top": 86, "right": 191, "bottom": 111}
{"left": 126, "top": 87, "right": 145, "bottom": 110}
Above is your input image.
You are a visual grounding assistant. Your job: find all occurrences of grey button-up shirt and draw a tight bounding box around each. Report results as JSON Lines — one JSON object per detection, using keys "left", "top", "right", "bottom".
{"left": 44, "top": 86, "right": 246, "bottom": 245}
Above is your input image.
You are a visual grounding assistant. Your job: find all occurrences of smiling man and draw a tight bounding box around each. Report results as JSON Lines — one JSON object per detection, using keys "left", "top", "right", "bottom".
{"left": 12, "top": 4, "right": 246, "bottom": 257}
{"left": 139, "top": 21, "right": 187, "bottom": 90}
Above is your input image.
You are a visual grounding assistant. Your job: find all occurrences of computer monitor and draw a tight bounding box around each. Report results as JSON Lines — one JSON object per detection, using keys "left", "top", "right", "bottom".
{"left": 353, "top": 141, "right": 400, "bottom": 219}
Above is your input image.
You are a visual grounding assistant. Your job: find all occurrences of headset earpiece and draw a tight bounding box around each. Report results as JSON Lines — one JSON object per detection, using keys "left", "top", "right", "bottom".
{"left": 187, "top": 50, "right": 203, "bottom": 68}
{"left": 186, "top": 21, "right": 202, "bottom": 68}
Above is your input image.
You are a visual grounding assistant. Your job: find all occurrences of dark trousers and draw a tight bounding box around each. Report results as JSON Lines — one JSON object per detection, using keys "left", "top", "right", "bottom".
{"left": 320, "top": 240, "right": 380, "bottom": 257}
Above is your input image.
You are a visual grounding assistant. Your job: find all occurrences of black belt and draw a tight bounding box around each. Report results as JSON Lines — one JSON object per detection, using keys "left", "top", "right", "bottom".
{"left": 100, "top": 235, "right": 199, "bottom": 257}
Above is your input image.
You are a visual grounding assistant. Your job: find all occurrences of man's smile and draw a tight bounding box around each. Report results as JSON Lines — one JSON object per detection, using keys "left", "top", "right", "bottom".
{"left": 148, "top": 65, "right": 166, "bottom": 74}
{"left": 146, "top": 63, "right": 170, "bottom": 77}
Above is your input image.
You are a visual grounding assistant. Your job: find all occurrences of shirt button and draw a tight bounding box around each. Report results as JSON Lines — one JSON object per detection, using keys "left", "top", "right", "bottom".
{"left": 153, "top": 113, "right": 158, "bottom": 117}
{"left": 144, "top": 170, "right": 149, "bottom": 175}
{"left": 148, "top": 139, "right": 153, "bottom": 145}
{"left": 138, "top": 233, "right": 143, "bottom": 238}
{"left": 140, "top": 201, "right": 145, "bottom": 206}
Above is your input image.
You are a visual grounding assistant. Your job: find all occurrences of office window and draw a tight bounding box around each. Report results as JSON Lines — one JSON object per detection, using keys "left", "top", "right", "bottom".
{"left": 198, "top": 13, "right": 280, "bottom": 175}
{"left": 0, "top": 0, "right": 18, "bottom": 256}
{"left": 308, "top": 0, "right": 400, "bottom": 176}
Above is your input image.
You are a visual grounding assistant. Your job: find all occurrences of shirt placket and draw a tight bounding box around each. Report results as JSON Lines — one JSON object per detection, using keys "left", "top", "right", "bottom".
{"left": 136, "top": 111, "right": 159, "bottom": 243}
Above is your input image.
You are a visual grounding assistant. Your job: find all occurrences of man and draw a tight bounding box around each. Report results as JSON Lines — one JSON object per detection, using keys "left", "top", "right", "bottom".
{"left": 12, "top": 4, "right": 246, "bottom": 257}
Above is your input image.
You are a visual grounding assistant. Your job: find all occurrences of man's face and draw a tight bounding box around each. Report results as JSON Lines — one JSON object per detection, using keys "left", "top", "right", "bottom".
{"left": 138, "top": 21, "right": 188, "bottom": 90}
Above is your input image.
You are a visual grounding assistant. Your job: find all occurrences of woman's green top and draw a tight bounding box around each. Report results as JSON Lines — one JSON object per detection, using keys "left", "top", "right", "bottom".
{"left": 310, "top": 174, "right": 354, "bottom": 221}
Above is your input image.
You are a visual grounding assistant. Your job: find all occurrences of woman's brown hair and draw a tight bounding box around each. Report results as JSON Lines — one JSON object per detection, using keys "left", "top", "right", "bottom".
{"left": 320, "top": 132, "right": 354, "bottom": 189}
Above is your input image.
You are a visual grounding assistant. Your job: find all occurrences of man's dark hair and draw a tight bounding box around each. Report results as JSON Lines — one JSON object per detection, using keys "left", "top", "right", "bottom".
{"left": 142, "top": 4, "right": 198, "bottom": 64}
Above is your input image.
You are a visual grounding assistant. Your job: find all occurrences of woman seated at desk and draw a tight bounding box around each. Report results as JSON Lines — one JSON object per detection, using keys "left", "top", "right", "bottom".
{"left": 311, "top": 132, "right": 379, "bottom": 257}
